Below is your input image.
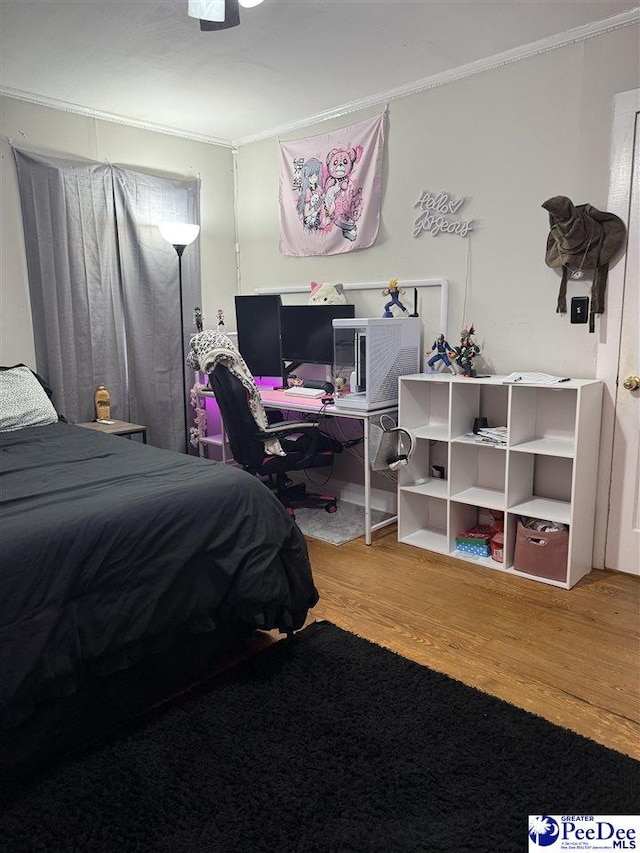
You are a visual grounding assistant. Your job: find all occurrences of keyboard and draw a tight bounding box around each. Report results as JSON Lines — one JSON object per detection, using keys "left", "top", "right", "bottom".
{"left": 282, "top": 386, "right": 326, "bottom": 399}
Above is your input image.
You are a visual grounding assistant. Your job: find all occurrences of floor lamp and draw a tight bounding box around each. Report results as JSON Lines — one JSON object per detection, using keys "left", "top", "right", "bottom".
{"left": 159, "top": 222, "right": 201, "bottom": 454}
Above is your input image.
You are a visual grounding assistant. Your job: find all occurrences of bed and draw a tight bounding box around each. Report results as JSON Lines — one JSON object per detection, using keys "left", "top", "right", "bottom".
{"left": 0, "top": 366, "right": 318, "bottom": 776}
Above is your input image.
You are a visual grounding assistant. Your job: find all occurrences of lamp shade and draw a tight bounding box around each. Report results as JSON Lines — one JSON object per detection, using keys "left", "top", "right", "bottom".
{"left": 159, "top": 222, "right": 200, "bottom": 247}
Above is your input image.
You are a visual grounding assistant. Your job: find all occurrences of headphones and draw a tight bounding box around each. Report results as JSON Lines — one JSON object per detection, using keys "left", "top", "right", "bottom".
{"left": 384, "top": 427, "right": 415, "bottom": 471}
{"left": 387, "top": 454, "right": 408, "bottom": 471}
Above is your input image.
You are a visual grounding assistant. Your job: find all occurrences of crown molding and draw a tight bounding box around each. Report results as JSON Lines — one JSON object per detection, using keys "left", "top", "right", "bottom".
{"left": 1, "top": 9, "right": 637, "bottom": 149}
{"left": 0, "top": 87, "right": 234, "bottom": 148}
{"left": 233, "top": 8, "right": 639, "bottom": 147}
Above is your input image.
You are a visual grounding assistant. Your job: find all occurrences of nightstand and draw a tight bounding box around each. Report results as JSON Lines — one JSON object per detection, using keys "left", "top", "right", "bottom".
{"left": 76, "top": 419, "right": 147, "bottom": 444}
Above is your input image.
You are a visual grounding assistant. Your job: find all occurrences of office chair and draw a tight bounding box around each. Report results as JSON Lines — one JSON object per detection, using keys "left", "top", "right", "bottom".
{"left": 209, "top": 362, "right": 343, "bottom": 518}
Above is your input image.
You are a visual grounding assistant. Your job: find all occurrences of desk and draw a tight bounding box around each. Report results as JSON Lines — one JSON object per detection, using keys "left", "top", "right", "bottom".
{"left": 260, "top": 389, "right": 397, "bottom": 546}
{"left": 199, "top": 388, "right": 396, "bottom": 544}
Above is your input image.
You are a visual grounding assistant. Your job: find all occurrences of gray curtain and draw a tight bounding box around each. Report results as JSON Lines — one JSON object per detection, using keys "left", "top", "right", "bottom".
{"left": 13, "top": 148, "right": 200, "bottom": 452}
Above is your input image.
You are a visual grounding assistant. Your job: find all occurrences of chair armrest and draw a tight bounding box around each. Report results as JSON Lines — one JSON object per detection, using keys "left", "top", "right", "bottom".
{"left": 256, "top": 420, "right": 320, "bottom": 439}
{"left": 257, "top": 420, "right": 326, "bottom": 468}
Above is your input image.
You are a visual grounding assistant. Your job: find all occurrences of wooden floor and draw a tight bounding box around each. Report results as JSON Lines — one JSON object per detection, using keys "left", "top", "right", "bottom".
{"left": 300, "top": 525, "right": 640, "bottom": 760}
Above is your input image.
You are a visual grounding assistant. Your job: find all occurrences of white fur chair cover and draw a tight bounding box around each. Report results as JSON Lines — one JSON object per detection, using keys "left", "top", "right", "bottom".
{"left": 186, "top": 330, "right": 285, "bottom": 457}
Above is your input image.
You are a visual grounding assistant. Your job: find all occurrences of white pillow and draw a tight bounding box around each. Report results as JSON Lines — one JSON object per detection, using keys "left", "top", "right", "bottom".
{"left": 0, "top": 365, "right": 59, "bottom": 432}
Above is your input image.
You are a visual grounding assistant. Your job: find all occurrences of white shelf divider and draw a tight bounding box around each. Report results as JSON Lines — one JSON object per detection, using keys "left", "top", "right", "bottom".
{"left": 450, "top": 486, "right": 506, "bottom": 511}
{"left": 508, "top": 497, "right": 572, "bottom": 526}
{"left": 401, "top": 480, "right": 448, "bottom": 500}
{"left": 509, "top": 437, "right": 575, "bottom": 457}
{"left": 412, "top": 425, "right": 450, "bottom": 441}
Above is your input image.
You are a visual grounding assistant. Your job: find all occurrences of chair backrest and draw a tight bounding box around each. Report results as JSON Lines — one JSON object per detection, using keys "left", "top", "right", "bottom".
{"left": 209, "top": 363, "right": 267, "bottom": 470}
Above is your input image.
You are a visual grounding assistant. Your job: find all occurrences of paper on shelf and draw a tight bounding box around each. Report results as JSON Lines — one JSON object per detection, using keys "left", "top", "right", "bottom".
{"left": 502, "top": 372, "right": 562, "bottom": 384}
{"left": 460, "top": 432, "right": 506, "bottom": 445}
{"left": 477, "top": 426, "right": 507, "bottom": 444}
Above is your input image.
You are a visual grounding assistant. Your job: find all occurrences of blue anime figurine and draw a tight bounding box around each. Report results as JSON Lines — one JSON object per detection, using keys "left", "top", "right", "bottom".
{"left": 382, "top": 279, "right": 408, "bottom": 317}
{"left": 427, "top": 334, "right": 455, "bottom": 373}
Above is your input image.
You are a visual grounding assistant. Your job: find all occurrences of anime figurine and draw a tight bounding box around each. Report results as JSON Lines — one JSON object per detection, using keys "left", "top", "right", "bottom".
{"left": 216, "top": 308, "right": 227, "bottom": 334}
{"left": 453, "top": 324, "right": 480, "bottom": 377}
{"left": 382, "top": 279, "right": 408, "bottom": 317}
{"left": 194, "top": 307, "right": 204, "bottom": 333}
{"left": 427, "top": 334, "right": 455, "bottom": 373}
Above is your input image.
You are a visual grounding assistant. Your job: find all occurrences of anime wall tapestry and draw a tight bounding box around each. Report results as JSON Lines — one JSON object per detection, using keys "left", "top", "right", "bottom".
{"left": 279, "top": 113, "right": 386, "bottom": 257}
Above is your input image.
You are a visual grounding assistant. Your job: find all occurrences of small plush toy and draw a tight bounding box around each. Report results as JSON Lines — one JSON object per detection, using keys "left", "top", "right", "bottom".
{"left": 308, "top": 281, "right": 347, "bottom": 305}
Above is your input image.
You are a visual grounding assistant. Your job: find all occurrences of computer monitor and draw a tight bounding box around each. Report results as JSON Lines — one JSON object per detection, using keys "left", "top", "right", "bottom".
{"left": 234, "top": 294, "right": 283, "bottom": 377}
{"left": 280, "top": 304, "right": 356, "bottom": 365}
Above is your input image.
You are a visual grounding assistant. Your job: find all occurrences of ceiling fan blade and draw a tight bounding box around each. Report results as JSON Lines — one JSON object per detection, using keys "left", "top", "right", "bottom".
{"left": 199, "top": 0, "right": 240, "bottom": 30}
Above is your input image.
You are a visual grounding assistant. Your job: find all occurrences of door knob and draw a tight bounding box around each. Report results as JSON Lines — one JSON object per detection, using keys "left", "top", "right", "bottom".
{"left": 623, "top": 375, "right": 640, "bottom": 391}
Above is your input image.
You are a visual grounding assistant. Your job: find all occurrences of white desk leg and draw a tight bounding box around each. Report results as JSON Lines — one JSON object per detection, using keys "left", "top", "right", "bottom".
{"left": 364, "top": 416, "right": 371, "bottom": 545}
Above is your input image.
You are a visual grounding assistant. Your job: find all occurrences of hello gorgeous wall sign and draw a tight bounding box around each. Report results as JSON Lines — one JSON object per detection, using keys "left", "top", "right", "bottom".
{"left": 413, "top": 191, "right": 474, "bottom": 238}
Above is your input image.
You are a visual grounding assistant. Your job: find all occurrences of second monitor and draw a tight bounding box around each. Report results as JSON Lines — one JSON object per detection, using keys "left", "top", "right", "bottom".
{"left": 235, "top": 294, "right": 283, "bottom": 378}
{"left": 280, "top": 304, "right": 355, "bottom": 366}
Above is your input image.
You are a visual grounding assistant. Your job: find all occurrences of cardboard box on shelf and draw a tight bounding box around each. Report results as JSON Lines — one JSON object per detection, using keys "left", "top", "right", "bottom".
{"left": 455, "top": 525, "right": 493, "bottom": 558}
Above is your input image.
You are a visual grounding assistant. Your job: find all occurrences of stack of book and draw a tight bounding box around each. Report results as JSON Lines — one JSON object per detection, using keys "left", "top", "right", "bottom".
{"left": 476, "top": 426, "right": 507, "bottom": 445}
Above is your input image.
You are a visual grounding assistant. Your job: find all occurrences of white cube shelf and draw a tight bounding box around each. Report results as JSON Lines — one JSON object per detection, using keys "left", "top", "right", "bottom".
{"left": 398, "top": 490, "right": 448, "bottom": 552}
{"left": 398, "top": 374, "right": 603, "bottom": 589}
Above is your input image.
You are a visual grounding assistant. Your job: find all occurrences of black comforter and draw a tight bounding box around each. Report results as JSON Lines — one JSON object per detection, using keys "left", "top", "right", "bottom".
{"left": 0, "top": 422, "right": 318, "bottom": 727}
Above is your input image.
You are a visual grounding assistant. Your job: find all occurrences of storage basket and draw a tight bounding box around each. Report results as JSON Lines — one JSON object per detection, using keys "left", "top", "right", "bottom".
{"left": 514, "top": 521, "right": 568, "bottom": 581}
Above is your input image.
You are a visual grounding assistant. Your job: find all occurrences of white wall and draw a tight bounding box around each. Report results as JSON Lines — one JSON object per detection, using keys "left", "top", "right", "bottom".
{"left": 3, "top": 27, "right": 637, "bottom": 373}
{"left": 0, "top": 98, "right": 238, "bottom": 367}
{"left": 1, "top": 25, "right": 637, "bottom": 528}
{"left": 235, "top": 25, "right": 639, "bottom": 379}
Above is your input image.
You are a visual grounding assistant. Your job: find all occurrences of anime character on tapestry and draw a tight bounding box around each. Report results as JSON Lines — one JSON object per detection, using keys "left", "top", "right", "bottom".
{"left": 279, "top": 114, "right": 385, "bottom": 257}
{"left": 292, "top": 146, "right": 364, "bottom": 241}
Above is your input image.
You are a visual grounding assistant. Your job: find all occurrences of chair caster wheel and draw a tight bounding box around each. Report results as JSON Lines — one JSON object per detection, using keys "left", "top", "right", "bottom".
{"left": 325, "top": 500, "right": 337, "bottom": 513}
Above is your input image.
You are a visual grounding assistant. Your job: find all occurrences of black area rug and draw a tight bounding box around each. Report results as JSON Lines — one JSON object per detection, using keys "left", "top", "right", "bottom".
{"left": 2, "top": 622, "right": 638, "bottom": 853}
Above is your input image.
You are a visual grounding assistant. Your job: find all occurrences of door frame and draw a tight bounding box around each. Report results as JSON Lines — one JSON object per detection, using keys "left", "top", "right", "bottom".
{"left": 594, "top": 87, "right": 639, "bottom": 568}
